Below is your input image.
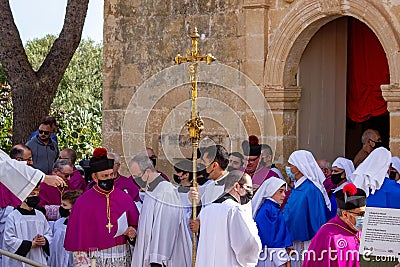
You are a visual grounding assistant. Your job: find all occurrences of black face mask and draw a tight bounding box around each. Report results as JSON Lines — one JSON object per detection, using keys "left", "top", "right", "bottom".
{"left": 173, "top": 174, "right": 181, "bottom": 184}
{"left": 389, "top": 171, "right": 398, "bottom": 180}
{"left": 26, "top": 196, "right": 40, "bottom": 208}
{"left": 331, "top": 172, "right": 346, "bottom": 185}
{"left": 373, "top": 141, "right": 383, "bottom": 149}
{"left": 98, "top": 178, "right": 114, "bottom": 191}
{"left": 240, "top": 188, "right": 253, "bottom": 205}
{"left": 134, "top": 174, "right": 147, "bottom": 189}
{"left": 59, "top": 206, "right": 70, "bottom": 218}
{"left": 150, "top": 157, "right": 157, "bottom": 167}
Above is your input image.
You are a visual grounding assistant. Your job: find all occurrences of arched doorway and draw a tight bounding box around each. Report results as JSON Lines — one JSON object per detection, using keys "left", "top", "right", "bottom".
{"left": 264, "top": 0, "right": 400, "bottom": 164}
{"left": 298, "top": 17, "right": 390, "bottom": 161}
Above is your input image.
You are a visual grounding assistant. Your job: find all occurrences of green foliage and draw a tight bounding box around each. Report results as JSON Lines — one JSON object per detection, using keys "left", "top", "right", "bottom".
{"left": 0, "top": 80, "right": 13, "bottom": 153}
{"left": 0, "top": 35, "right": 103, "bottom": 160}
{"left": 49, "top": 37, "right": 103, "bottom": 160}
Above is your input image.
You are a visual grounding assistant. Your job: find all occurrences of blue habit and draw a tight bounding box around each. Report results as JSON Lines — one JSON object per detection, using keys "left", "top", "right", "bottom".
{"left": 367, "top": 178, "right": 400, "bottom": 208}
{"left": 329, "top": 191, "right": 338, "bottom": 219}
{"left": 282, "top": 179, "right": 330, "bottom": 242}
{"left": 254, "top": 199, "right": 292, "bottom": 248}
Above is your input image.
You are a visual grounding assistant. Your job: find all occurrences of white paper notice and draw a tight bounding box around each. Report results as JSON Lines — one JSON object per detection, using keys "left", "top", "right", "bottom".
{"left": 113, "top": 212, "right": 128, "bottom": 238}
{"left": 360, "top": 207, "right": 400, "bottom": 257}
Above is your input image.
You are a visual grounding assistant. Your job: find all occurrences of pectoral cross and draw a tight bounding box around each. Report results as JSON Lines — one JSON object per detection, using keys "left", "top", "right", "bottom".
{"left": 106, "top": 222, "right": 113, "bottom": 233}
{"left": 174, "top": 26, "right": 215, "bottom": 267}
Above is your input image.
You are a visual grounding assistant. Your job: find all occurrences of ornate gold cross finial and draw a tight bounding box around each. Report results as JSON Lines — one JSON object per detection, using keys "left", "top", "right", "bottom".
{"left": 174, "top": 27, "right": 216, "bottom": 267}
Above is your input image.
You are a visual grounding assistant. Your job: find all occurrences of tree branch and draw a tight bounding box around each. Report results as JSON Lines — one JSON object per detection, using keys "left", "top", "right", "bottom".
{"left": 38, "top": 0, "right": 89, "bottom": 88}
{"left": 0, "top": 0, "right": 37, "bottom": 88}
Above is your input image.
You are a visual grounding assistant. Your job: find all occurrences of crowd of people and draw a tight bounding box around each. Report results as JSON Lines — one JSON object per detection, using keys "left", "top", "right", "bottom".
{"left": 0, "top": 116, "right": 400, "bottom": 267}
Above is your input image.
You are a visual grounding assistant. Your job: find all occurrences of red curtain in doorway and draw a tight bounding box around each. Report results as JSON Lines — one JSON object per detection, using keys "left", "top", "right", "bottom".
{"left": 347, "top": 18, "right": 389, "bottom": 123}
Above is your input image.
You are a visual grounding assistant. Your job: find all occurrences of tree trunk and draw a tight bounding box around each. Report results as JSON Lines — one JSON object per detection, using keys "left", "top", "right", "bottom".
{"left": 0, "top": 0, "right": 89, "bottom": 144}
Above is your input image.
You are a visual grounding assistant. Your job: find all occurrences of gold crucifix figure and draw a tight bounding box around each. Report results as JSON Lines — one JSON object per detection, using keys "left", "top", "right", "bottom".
{"left": 106, "top": 222, "right": 113, "bottom": 233}
{"left": 174, "top": 27, "right": 215, "bottom": 267}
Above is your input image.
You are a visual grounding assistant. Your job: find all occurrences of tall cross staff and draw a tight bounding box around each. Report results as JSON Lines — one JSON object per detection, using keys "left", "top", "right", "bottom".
{"left": 174, "top": 27, "right": 215, "bottom": 267}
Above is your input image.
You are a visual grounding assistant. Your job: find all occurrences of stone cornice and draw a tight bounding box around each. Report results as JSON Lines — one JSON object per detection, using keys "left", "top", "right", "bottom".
{"left": 242, "top": 0, "right": 271, "bottom": 9}
{"left": 263, "top": 86, "right": 301, "bottom": 110}
{"left": 382, "top": 84, "right": 400, "bottom": 112}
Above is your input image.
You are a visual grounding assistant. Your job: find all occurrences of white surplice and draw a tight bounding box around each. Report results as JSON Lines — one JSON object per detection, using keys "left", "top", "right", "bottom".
{"left": 0, "top": 149, "right": 43, "bottom": 201}
{"left": 2, "top": 208, "right": 52, "bottom": 267}
{"left": 196, "top": 198, "right": 261, "bottom": 267}
{"left": 49, "top": 217, "right": 74, "bottom": 267}
{"left": 131, "top": 181, "right": 192, "bottom": 267}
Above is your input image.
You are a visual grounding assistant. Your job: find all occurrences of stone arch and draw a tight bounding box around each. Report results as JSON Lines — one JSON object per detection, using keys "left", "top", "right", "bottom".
{"left": 264, "top": 0, "right": 400, "bottom": 88}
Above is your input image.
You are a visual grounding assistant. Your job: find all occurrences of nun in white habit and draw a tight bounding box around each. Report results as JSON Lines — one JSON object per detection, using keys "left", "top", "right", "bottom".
{"left": 352, "top": 147, "right": 391, "bottom": 197}
{"left": 329, "top": 157, "right": 355, "bottom": 218}
{"left": 352, "top": 147, "right": 400, "bottom": 208}
{"left": 252, "top": 177, "right": 292, "bottom": 267}
{"left": 282, "top": 150, "right": 331, "bottom": 267}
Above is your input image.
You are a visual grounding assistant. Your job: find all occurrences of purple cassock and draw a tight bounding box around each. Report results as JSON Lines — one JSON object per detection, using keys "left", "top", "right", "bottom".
{"left": 38, "top": 182, "right": 76, "bottom": 206}
{"left": 69, "top": 168, "right": 87, "bottom": 192}
{"left": 323, "top": 176, "right": 337, "bottom": 198}
{"left": 0, "top": 183, "right": 21, "bottom": 208}
{"left": 303, "top": 215, "right": 361, "bottom": 267}
{"left": 241, "top": 166, "right": 278, "bottom": 188}
{"left": 64, "top": 185, "right": 139, "bottom": 251}
{"left": 114, "top": 173, "right": 140, "bottom": 202}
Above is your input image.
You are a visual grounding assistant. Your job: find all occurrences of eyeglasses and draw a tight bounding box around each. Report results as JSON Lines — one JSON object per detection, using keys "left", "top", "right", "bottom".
{"left": 39, "top": 130, "right": 50, "bottom": 135}
{"left": 369, "top": 139, "right": 381, "bottom": 143}
{"left": 58, "top": 172, "right": 72, "bottom": 178}
{"left": 348, "top": 211, "right": 365, "bottom": 217}
{"left": 240, "top": 184, "right": 253, "bottom": 191}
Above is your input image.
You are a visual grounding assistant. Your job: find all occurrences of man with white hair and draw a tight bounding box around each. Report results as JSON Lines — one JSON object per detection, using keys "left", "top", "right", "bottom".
{"left": 282, "top": 150, "right": 330, "bottom": 267}
{"left": 353, "top": 129, "right": 382, "bottom": 168}
{"left": 352, "top": 147, "right": 400, "bottom": 208}
{"left": 317, "top": 159, "right": 336, "bottom": 198}
{"left": 130, "top": 152, "right": 191, "bottom": 267}
{"left": 328, "top": 157, "right": 355, "bottom": 219}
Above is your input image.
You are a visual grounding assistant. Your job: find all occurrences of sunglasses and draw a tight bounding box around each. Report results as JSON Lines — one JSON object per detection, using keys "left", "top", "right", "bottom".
{"left": 39, "top": 130, "right": 50, "bottom": 135}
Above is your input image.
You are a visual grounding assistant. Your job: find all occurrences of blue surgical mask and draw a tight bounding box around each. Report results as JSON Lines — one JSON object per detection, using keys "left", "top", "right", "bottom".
{"left": 285, "top": 166, "right": 295, "bottom": 181}
{"left": 354, "top": 216, "right": 364, "bottom": 231}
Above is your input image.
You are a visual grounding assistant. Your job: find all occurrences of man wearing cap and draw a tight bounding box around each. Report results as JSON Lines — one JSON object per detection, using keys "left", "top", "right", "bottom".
{"left": 241, "top": 135, "right": 278, "bottom": 190}
{"left": 64, "top": 148, "right": 139, "bottom": 266}
{"left": 303, "top": 184, "right": 366, "bottom": 267}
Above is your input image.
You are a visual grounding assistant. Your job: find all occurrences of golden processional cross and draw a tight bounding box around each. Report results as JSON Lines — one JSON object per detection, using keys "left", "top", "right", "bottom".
{"left": 174, "top": 27, "right": 215, "bottom": 267}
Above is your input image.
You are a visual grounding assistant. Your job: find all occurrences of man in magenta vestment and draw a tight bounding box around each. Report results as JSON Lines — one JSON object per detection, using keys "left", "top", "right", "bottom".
{"left": 64, "top": 148, "right": 139, "bottom": 266}
{"left": 303, "top": 184, "right": 366, "bottom": 267}
{"left": 241, "top": 135, "right": 278, "bottom": 190}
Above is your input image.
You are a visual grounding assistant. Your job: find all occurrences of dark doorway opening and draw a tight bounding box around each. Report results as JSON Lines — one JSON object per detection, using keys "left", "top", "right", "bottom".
{"left": 345, "top": 17, "right": 390, "bottom": 159}
{"left": 345, "top": 113, "right": 390, "bottom": 160}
